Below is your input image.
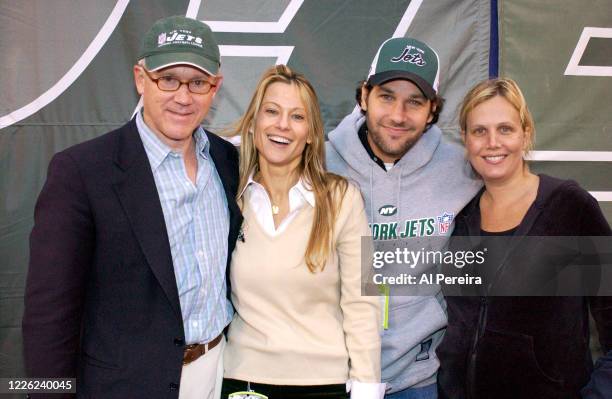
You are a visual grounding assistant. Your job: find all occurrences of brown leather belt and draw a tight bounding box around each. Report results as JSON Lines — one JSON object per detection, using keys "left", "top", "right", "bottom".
{"left": 183, "top": 334, "right": 223, "bottom": 365}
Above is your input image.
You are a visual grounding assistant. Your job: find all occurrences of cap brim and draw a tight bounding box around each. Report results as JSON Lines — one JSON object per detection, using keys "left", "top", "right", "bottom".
{"left": 145, "top": 51, "right": 219, "bottom": 76}
{"left": 368, "top": 71, "right": 436, "bottom": 100}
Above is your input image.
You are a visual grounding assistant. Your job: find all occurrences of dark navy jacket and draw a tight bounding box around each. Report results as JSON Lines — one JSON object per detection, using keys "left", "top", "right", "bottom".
{"left": 23, "top": 119, "right": 242, "bottom": 398}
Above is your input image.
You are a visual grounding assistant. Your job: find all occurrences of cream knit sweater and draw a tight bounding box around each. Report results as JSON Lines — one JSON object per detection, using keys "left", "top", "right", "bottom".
{"left": 224, "top": 183, "right": 381, "bottom": 385}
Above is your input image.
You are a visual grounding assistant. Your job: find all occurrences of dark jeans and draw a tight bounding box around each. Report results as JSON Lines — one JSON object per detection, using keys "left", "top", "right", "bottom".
{"left": 221, "top": 378, "right": 349, "bottom": 399}
{"left": 385, "top": 383, "right": 437, "bottom": 399}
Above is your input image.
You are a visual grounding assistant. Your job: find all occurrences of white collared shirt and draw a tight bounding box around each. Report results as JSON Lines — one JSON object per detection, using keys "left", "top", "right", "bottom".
{"left": 239, "top": 174, "right": 315, "bottom": 236}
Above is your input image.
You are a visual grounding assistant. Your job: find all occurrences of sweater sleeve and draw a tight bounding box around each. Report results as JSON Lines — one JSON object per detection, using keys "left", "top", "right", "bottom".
{"left": 336, "top": 183, "right": 382, "bottom": 383}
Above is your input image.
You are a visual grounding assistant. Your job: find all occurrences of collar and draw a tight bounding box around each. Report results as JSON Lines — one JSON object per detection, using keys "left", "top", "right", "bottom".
{"left": 194, "top": 128, "right": 211, "bottom": 160}
{"left": 238, "top": 172, "right": 316, "bottom": 207}
{"left": 136, "top": 110, "right": 209, "bottom": 171}
{"left": 358, "top": 122, "right": 400, "bottom": 171}
{"left": 460, "top": 174, "right": 561, "bottom": 237}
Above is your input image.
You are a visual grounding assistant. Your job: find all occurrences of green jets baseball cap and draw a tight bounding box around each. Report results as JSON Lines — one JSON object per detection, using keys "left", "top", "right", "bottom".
{"left": 367, "top": 37, "right": 440, "bottom": 100}
{"left": 139, "top": 16, "right": 220, "bottom": 76}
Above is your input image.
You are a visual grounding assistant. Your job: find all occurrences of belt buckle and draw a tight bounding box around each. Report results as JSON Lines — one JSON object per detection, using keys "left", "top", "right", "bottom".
{"left": 183, "top": 343, "right": 202, "bottom": 365}
{"left": 184, "top": 343, "right": 199, "bottom": 352}
{"left": 183, "top": 334, "right": 222, "bottom": 365}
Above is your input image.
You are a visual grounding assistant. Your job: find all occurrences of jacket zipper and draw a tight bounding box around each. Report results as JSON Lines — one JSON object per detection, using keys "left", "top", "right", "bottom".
{"left": 467, "top": 296, "right": 488, "bottom": 399}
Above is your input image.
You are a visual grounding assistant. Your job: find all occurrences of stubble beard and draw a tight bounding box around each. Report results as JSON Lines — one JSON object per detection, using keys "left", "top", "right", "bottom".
{"left": 367, "top": 122, "right": 424, "bottom": 161}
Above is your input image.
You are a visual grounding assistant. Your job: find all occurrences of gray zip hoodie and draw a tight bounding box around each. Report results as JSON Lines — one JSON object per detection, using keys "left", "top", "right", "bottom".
{"left": 326, "top": 109, "right": 482, "bottom": 393}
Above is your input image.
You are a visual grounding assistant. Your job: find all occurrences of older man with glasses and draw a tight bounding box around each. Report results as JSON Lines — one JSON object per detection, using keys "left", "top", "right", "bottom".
{"left": 23, "top": 16, "right": 242, "bottom": 399}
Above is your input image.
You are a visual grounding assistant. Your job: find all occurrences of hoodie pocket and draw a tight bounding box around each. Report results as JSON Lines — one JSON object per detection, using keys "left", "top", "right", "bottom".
{"left": 472, "top": 328, "right": 564, "bottom": 397}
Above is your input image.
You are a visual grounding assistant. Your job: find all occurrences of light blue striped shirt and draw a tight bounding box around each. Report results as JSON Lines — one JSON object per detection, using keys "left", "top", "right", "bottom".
{"left": 136, "top": 112, "right": 232, "bottom": 344}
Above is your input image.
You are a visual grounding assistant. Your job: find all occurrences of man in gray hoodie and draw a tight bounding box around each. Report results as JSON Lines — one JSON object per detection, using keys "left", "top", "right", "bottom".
{"left": 326, "top": 37, "right": 481, "bottom": 398}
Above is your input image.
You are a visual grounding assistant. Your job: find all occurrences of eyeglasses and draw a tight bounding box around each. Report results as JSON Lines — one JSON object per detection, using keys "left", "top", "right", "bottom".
{"left": 140, "top": 67, "right": 217, "bottom": 94}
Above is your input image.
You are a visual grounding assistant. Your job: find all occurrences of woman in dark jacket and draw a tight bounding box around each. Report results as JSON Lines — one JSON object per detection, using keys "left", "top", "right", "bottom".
{"left": 436, "top": 78, "right": 612, "bottom": 399}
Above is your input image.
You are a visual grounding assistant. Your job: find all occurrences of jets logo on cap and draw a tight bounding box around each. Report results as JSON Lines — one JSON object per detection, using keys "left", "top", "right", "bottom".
{"left": 157, "top": 30, "right": 204, "bottom": 48}
{"left": 391, "top": 45, "right": 426, "bottom": 66}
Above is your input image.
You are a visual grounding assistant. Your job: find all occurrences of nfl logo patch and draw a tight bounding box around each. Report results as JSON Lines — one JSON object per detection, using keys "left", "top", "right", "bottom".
{"left": 158, "top": 32, "right": 166, "bottom": 45}
{"left": 437, "top": 212, "right": 454, "bottom": 234}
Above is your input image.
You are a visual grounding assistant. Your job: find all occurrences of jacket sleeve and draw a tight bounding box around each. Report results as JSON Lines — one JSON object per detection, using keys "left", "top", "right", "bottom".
{"left": 336, "top": 183, "right": 382, "bottom": 384}
{"left": 579, "top": 189, "right": 612, "bottom": 352}
{"left": 577, "top": 188, "right": 612, "bottom": 398}
{"left": 23, "top": 151, "right": 94, "bottom": 381}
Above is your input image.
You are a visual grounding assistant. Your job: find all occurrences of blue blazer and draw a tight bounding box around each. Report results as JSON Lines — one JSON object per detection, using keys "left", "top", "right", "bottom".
{"left": 23, "top": 119, "right": 242, "bottom": 398}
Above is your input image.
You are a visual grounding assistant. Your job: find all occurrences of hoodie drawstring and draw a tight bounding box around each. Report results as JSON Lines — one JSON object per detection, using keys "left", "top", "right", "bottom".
{"left": 371, "top": 162, "right": 391, "bottom": 330}
{"left": 369, "top": 163, "right": 374, "bottom": 220}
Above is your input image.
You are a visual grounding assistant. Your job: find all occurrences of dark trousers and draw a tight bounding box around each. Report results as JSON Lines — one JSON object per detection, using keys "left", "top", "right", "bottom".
{"left": 221, "top": 378, "right": 349, "bottom": 399}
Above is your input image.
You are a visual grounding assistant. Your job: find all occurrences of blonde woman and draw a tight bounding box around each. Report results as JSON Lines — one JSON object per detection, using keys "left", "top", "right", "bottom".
{"left": 221, "top": 65, "right": 382, "bottom": 399}
{"left": 436, "top": 78, "right": 612, "bottom": 399}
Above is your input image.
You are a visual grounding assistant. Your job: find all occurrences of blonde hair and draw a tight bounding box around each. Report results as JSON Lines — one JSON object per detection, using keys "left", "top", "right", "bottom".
{"left": 459, "top": 78, "right": 536, "bottom": 154}
{"left": 234, "top": 65, "right": 348, "bottom": 272}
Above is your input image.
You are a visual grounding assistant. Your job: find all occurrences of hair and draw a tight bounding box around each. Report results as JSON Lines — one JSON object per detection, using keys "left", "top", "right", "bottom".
{"left": 233, "top": 65, "right": 348, "bottom": 273}
{"left": 355, "top": 80, "right": 445, "bottom": 128}
{"left": 459, "top": 77, "right": 536, "bottom": 154}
